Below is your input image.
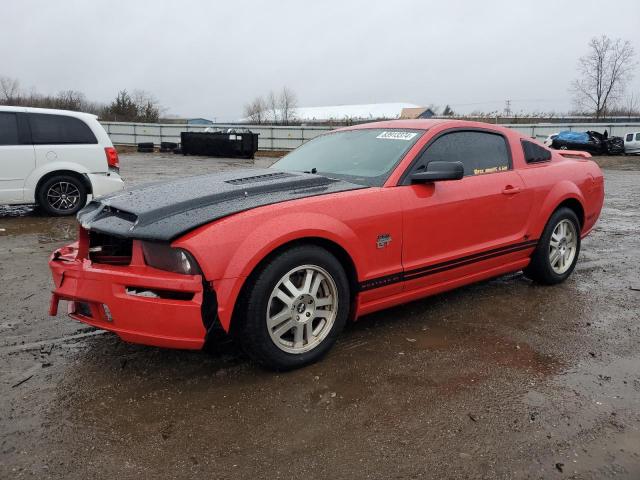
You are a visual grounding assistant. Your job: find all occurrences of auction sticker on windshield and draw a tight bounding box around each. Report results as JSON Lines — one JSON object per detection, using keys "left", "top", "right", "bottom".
{"left": 376, "top": 131, "right": 418, "bottom": 141}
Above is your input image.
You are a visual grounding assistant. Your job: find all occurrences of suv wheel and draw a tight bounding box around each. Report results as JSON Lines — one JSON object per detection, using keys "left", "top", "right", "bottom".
{"left": 37, "top": 174, "right": 87, "bottom": 216}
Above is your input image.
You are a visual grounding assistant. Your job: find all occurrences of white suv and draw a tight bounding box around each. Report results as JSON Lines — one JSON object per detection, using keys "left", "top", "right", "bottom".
{"left": 0, "top": 106, "right": 124, "bottom": 216}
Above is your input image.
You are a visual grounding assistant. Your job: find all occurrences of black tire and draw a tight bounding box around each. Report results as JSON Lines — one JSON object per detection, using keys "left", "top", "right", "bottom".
{"left": 524, "top": 207, "right": 581, "bottom": 285}
{"left": 37, "top": 174, "right": 87, "bottom": 217}
{"left": 235, "top": 245, "right": 350, "bottom": 371}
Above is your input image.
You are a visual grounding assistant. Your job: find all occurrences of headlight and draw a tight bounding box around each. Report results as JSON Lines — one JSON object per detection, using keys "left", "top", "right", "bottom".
{"left": 141, "top": 242, "right": 201, "bottom": 275}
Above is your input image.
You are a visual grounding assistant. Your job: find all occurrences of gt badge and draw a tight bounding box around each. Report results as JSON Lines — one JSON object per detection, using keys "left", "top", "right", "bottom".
{"left": 376, "top": 233, "right": 392, "bottom": 249}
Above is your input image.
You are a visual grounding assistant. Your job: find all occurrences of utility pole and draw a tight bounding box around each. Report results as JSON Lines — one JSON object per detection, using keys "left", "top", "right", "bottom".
{"left": 504, "top": 99, "right": 512, "bottom": 117}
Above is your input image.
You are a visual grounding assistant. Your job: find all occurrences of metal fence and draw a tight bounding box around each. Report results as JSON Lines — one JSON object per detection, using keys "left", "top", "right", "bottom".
{"left": 100, "top": 122, "right": 332, "bottom": 151}
{"left": 503, "top": 122, "right": 640, "bottom": 141}
{"left": 101, "top": 121, "right": 640, "bottom": 151}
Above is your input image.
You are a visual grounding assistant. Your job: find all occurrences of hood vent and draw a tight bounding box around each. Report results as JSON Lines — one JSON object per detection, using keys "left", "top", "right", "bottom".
{"left": 225, "top": 172, "right": 294, "bottom": 185}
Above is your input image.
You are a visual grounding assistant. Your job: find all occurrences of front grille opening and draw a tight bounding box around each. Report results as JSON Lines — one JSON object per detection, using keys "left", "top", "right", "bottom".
{"left": 126, "top": 287, "right": 194, "bottom": 301}
{"left": 89, "top": 232, "right": 133, "bottom": 265}
{"left": 74, "top": 301, "right": 93, "bottom": 318}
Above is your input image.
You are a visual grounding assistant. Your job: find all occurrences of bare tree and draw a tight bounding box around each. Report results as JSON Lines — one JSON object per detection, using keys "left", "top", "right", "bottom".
{"left": 0, "top": 77, "right": 170, "bottom": 120}
{"left": 278, "top": 86, "right": 298, "bottom": 125}
{"left": 0, "top": 76, "right": 20, "bottom": 103}
{"left": 55, "top": 89, "right": 87, "bottom": 111}
{"left": 623, "top": 92, "right": 640, "bottom": 117}
{"left": 132, "top": 90, "right": 162, "bottom": 122}
{"left": 267, "top": 90, "right": 279, "bottom": 124}
{"left": 572, "top": 35, "right": 636, "bottom": 118}
{"left": 243, "top": 95, "right": 267, "bottom": 124}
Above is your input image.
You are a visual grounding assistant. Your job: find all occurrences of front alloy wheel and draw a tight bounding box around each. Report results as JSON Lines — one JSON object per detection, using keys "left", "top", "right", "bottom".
{"left": 267, "top": 265, "right": 338, "bottom": 354}
{"left": 236, "top": 245, "right": 349, "bottom": 370}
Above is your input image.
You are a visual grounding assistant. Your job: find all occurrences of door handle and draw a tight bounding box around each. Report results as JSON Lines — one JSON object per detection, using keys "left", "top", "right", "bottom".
{"left": 502, "top": 185, "right": 521, "bottom": 195}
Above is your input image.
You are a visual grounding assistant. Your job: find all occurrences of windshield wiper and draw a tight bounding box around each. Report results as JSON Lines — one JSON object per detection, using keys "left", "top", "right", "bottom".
{"left": 303, "top": 168, "right": 317, "bottom": 174}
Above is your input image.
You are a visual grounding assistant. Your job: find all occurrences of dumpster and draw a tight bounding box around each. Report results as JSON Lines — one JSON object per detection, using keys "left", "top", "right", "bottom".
{"left": 180, "top": 130, "right": 259, "bottom": 159}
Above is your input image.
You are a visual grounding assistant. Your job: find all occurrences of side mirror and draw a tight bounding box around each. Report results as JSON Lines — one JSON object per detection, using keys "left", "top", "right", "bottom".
{"left": 410, "top": 161, "right": 464, "bottom": 183}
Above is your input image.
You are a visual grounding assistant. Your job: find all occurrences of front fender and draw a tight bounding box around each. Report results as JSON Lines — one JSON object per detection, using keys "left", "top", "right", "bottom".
{"left": 176, "top": 211, "right": 367, "bottom": 332}
{"left": 224, "top": 212, "right": 364, "bottom": 281}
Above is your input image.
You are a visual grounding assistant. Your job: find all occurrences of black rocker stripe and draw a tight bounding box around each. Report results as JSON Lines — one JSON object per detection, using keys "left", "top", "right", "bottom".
{"left": 359, "top": 239, "right": 538, "bottom": 291}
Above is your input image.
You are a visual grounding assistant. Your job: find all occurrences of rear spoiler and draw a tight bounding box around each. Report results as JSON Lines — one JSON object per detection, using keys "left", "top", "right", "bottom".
{"left": 556, "top": 150, "right": 592, "bottom": 159}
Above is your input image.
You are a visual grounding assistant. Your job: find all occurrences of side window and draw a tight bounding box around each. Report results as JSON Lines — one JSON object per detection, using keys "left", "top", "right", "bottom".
{"left": 416, "top": 130, "right": 510, "bottom": 177}
{"left": 521, "top": 140, "right": 552, "bottom": 163}
{"left": 0, "top": 112, "right": 19, "bottom": 146}
{"left": 626, "top": 133, "right": 634, "bottom": 142}
{"left": 28, "top": 114, "right": 97, "bottom": 145}
{"left": 636, "top": 133, "right": 640, "bottom": 141}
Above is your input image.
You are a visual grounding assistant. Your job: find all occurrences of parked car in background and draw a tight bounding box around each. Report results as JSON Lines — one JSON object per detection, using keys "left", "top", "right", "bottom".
{"left": 49, "top": 119, "right": 604, "bottom": 370}
{"left": 624, "top": 132, "right": 640, "bottom": 154}
{"left": 0, "top": 106, "right": 123, "bottom": 215}
{"left": 604, "top": 134, "right": 625, "bottom": 155}
{"left": 551, "top": 130, "right": 624, "bottom": 155}
{"left": 543, "top": 133, "right": 559, "bottom": 147}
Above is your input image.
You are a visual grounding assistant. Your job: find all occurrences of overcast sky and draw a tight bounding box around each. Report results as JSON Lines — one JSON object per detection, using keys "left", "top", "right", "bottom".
{"left": 2, "top": 0, "right": 639, "bottom": 120}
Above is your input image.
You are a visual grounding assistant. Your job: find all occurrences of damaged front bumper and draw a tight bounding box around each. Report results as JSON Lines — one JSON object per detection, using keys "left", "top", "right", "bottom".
{"left": 49, "top": 239, "right": 209, "bottom": 350}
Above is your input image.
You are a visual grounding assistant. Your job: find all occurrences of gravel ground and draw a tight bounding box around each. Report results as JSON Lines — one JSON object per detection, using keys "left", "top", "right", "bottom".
{"left": 1, "top": 153, "right": 639, "bottom": 479}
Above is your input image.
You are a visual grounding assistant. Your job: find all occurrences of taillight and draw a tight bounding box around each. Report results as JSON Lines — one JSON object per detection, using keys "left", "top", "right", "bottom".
{"left": 105, "top": 147, "right": 120, "bottom": 170}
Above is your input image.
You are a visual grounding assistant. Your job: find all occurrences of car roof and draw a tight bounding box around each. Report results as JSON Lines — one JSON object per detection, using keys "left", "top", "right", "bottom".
{"left": 338, "top": 118, "right": 519, "bottom": 134}
{"left": 341, "top": 119, "right": 448, "bottom": 130}
{"left": 0, "top": 105, "right": 98, "bottom": 120}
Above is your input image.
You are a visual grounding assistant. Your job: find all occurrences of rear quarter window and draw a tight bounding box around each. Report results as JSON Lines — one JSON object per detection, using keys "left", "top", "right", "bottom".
{"left": 0, "top": 112, "right": 19, "bottom": 145}
{"left": 626, "top": 133, "right": 634, "bottom": 142}
{"left": 521, "top": 140, "right": 551, "bottom": 163}
{"left": 28, "top": 113, "right": 98, "bottom": 145}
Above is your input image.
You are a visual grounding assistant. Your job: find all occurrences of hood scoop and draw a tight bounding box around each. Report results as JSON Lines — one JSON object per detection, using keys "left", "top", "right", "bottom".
{"left": 225, "top": 171, "right": 294, "bottom": 185}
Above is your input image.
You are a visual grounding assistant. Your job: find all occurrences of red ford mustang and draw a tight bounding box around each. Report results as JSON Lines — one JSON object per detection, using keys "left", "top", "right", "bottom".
{"left": 49, "top": 120, "right": 604, "bottom": 370}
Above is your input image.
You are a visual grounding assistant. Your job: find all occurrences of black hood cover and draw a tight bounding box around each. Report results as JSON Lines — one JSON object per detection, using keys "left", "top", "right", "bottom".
{"left": 77, "top": 169, "right": 365, "bottom": 241}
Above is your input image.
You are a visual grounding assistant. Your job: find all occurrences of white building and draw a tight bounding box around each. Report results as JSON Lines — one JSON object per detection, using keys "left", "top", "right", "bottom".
{"left": 293, "top": 103, "right": 421, "bottom": 122}
{"left": 241, "top": 102, "right": 422, "bottom": 123}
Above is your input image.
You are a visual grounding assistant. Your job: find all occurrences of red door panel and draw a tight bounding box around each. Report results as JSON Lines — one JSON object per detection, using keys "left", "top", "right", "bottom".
{"left": 400, "top": 170, "right": 534, "bottom": 290}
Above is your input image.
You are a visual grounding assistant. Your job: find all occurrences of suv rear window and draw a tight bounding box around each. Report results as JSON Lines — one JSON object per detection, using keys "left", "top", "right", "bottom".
{"left": 521, "top": 140, "right": 551, "bottom": 163}
{"left": 28, "top": 113, "right": 97, "bottom": 145}
{"left": 0, "top": 112, "right": 19, "bottom": 145}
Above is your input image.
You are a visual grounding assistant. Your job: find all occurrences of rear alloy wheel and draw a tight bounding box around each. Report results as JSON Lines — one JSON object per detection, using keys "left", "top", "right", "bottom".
{"left": 524, "top": 207, "right": 581, "bottom": 285}
{"left": 548, "top": 219, "right": 578, "bottom": 275}
{"left": 237, "top": 245, "right": 349, "bottom": 370}
{"left": 37, "top": 175, "right": 87, "bottom": 216}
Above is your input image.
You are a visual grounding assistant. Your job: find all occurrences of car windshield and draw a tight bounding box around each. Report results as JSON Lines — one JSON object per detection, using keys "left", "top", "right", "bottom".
{"left": 271, "top": 128, "right": 425, "bottom": 186}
